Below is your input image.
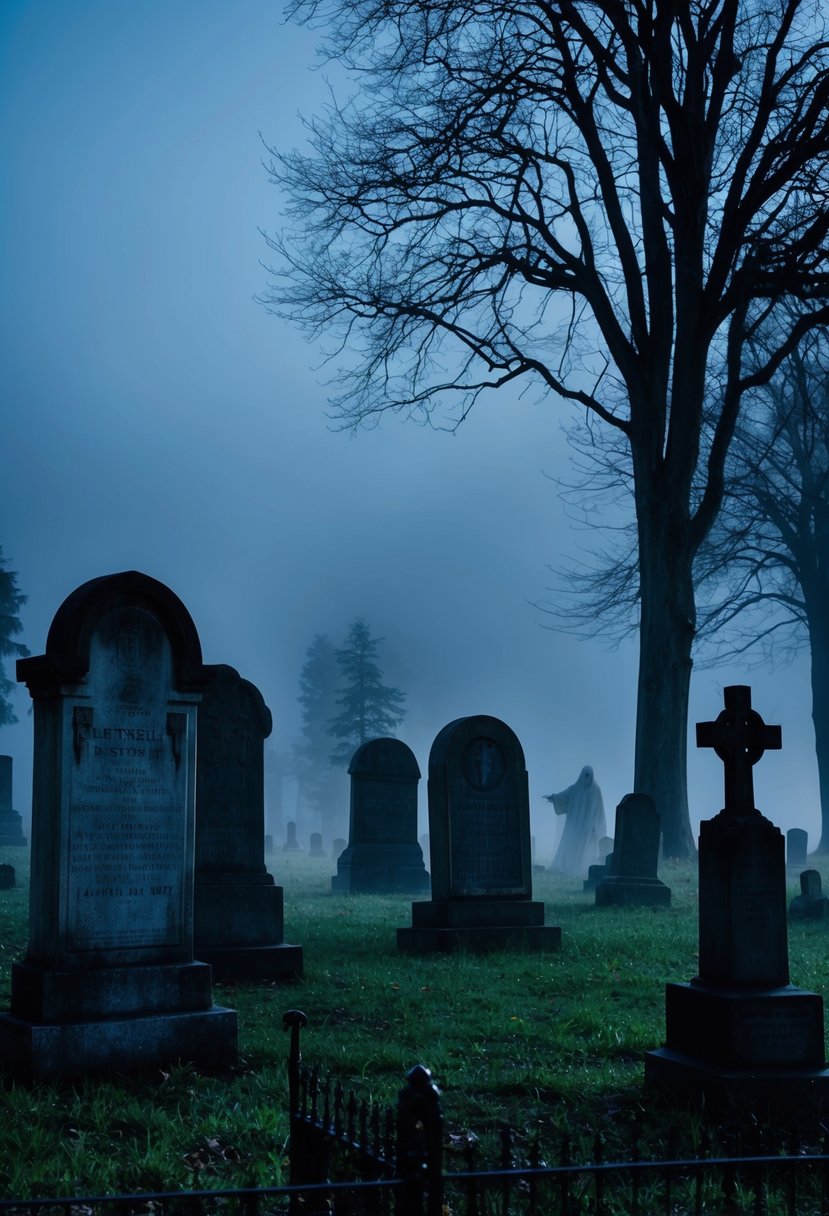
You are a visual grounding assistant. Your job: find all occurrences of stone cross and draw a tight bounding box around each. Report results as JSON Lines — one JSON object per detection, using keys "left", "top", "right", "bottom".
{"left": 696, "top": 685, "right": 781, "bottom": 814}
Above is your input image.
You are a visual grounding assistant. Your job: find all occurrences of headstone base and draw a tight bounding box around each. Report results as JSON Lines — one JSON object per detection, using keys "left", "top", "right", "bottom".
{"left": 595, "top": 876, "right": 671, "bottom": 907}
{"left": 194, "top": 876, "right": 302, "bottom": 981}
{"left": 397, "top": 899, "right": 561, "bottom": 952}
{"left": 644, "top": 1048, "right": 829, "bottom": 1117}
{"left": 10, "top": 958, "right": 216, "bottom": 1022}
{"left": 0, "top": 809, "right": 26, "bottom": 846}
{"left": 196, "top": 943, "right": 304, "bottom": 983}
{"left": 332, "top": 843, "right": 430, "bottom": 895}
{"left": 0, "top": 1005, "right": 238, "bottom": 1084}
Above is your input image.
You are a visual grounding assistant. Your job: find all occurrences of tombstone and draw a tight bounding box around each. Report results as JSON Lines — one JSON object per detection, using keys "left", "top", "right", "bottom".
{"left": 283, "top": 820, "right": 301, "bottom": 851}
{"left": 0, "top": 864, "right": 14, "bottom": 890}
{"left": 583, "top": 836, "right": 616, "bottom": 891}
{"left": 193, "top": 664, "right": 303, "bottom": 983}
{"left": 789, "top": 870, "right": 829, "bottom": 920}
{"left": 265, "top": 834, "right": 274, "bottom": 856}
{"left": 595, "top": 795, "right": 671, "bottom": 906}
{"left": 398, "top": 715, "right": 560, "bottom": 952}
{"left": 0, "top": 755, "right": 27, "bottom": 846}
{"left": 332, "top": 837, "right": 347, "bottom": 860}
{"left": 645, "top": 685, "right": 829, "bottom": 1114}
{"left": 0, "top": 571, "right": 237, "bottom": 1082}
{"left": 787, "top": 828, "right": 809, "bottom": 870}
{"left": 309, "top": 832, "right": 325, "bottom": 857}
{"left": 332, "top": 738, "right": 430, "bottom": 894}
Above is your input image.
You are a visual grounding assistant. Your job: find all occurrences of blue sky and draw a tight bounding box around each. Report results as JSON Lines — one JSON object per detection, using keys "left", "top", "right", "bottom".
{"left": 0, "top": 2, "right": 817, "bottom": 854}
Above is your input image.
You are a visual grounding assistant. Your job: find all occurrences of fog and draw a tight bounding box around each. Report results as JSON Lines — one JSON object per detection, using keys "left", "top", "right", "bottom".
{"left": 0, "top": 2, "right": 819, "bottom": 855}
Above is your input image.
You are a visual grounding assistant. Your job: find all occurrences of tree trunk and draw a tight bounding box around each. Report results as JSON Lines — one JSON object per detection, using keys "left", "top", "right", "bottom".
{"left": 633, "top": 493, "right": 697, "bottom": 859}
{"left": 808, "top": 605, "right": 829, "bottom": 855}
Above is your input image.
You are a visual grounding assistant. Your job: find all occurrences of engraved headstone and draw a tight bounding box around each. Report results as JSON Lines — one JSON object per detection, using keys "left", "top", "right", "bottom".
{"left": 789, "top": 870, "right": 829, "bottom": 920}
{"left": 284, "top": 820, "right": 301, "bottom": 851}
{"left": 194, "top": 664, "right": 303, "bottom": 982}
{"left": 398, "top": 715, "right": 560, "bottom": 952}
{"left": 0, "top": 571, "right": 238, "bottom": 1082}
{"left": 309, "top": 832, "right": 325, "bottom": 857}
{"left": 0, "top": 864, "right": 14, "bottom": 890}
{"left": 0, "top": 755, "right": 27, "bottom": 847}
{"left": 332, "top": 738, "right": 429, "bottom": 894}
{"left": 595, "top": 794, "right": 671, "bottom": 906}
{"left": 646, "top": 685, "right": 829, "bottom": 1114}
{"left": 787, "top": 828, "right": 808, "bottom": 871}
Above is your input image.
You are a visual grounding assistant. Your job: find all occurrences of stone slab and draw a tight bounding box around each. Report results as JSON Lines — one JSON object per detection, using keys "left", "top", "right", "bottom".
{"left": 595, "top": 876, "right": 671, "bottom": 907}
{"left": 397, "top": 924, "right": 561, "bottom": 953}
{"left": 662, "top": 981, "right": 825, "bottom": 1067}
{"left": 644, "top": 1047, "right": 829, "bottom": 1117}
{"left": 10, "top": 959, "right": 214, "bottom": 1023}
{"left": 195, "top": 943, "right": 304, "bottom": 983}
{"left": 410, "top": 899, "right": 545, "bottom": 929}
{"left": 0, "top": 1005, "right": 238, "bottom": 1083}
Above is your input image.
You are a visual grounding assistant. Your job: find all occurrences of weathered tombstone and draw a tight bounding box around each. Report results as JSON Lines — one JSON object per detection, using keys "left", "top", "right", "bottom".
{"left": 645, "top": 685, "right": 829, "bottom": 1114}
{"left": 332, "top": 837, "right": 347, "bottom": 860}
{"left": 787, "top": 828, "right": 809, "bottom": 870}
{"left": 398, "top": 715, "right": 560, "bottom": 951}
{"left": 265, "top": 834, "right": 274, "bottom": 856}
{"left": 309, "top": 832, "right": 325, "bottom": 857}
{"left": 0, "top": 755, "right": 27, "bottom": 846}
{"left": 332, "top": 738, "right": 429, "bottom": 894}
{"left": 0, "top": 864, "right": 14, "bottom": 890}
{"left": 284, "top": 820, "right": 301, "bottom": 851}
{"left": 0, "top": 571, "right": 237, "bottom": 1082}
{"left": 789, "top": 870, "right": 829, "bottom": 920}
{"left": 194, "top": 664, "right": 303, "bottom": 983}
{"left": 595, "top": 795, "right": 671, "bottom": 906}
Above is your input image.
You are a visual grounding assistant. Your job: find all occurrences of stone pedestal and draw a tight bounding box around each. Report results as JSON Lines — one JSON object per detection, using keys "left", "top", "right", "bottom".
{"left": 398, "top": 897, "right": 560, "bottom": 952}
{"left": 194, "top": 873, "right": 303, "bottom": 982}
{"left": 646, "top": 807, "right": 829, "bottom": 1114}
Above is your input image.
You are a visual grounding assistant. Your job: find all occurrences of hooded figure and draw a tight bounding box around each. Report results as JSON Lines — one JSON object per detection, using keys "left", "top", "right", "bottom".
{"left": 546, "top": 765, "right": 606, "bottom": 876}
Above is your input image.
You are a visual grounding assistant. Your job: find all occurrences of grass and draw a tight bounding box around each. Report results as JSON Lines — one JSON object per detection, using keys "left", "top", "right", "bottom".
{"left": 1, "top": 845, "right": 828, "bottom": 1198}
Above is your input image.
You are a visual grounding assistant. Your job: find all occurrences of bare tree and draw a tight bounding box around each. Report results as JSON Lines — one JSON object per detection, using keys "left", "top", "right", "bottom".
{"left": 697, "top": 322, "right": 829, "bottom": 851}
{"left": 263, "top": 0, "right": 829, "bottom": 856}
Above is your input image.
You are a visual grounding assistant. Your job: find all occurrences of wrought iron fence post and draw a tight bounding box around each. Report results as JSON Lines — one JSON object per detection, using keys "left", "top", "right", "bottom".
{"left": 396, "top": 1063, "right": 443, "bottom": 1216}
{"left": 282, "top": 1008, "right": 309, "bottom": 1198}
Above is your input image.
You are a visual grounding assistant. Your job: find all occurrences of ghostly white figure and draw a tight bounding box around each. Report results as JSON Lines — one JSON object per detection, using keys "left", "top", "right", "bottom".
{"left": 546, "top": 766, "right": 607, "bottom": 876}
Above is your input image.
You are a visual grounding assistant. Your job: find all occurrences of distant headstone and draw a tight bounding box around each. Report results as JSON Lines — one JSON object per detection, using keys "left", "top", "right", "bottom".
{"left": 789, "top": 870, "right": 829, "bottom": 920}
{"left": 332, "top": 738, "right": 429, "bottom": 894}
{"left": 0, "top": 864, "right": 14, "bottom": 890}
{"left": 0, "top": 756, "right": 27, "bottom": 847}
{"left": 595, "top": 795, "right": 671, "bottom": 906}
{"left": 265, "top": 834, "right": 274, "bottom": 856}
{"left": 583, "top": 844, "right": 615, "bottom": 892}
{"left": 646, "top": 684, "right": 829, "bottom": 1115}
{"left": 332, "top": 837, "right": 347, "bottom": 860}
{"left": 194, "top": 664, "right": 303, "bottom": 983}
{"left": 284, "top": 820, "right": 301, "bottom": 851}
{"left": 398, "top": 715, "right": 560, "bottom": 952}
{"left": 0, "top": 571, "right": 237, "bottom": 1082}
{"left": 309, "top": 832, "right": 325, "bottom": 857}
{"left": 787, "top": 828, "right": 808, "bottom": 870}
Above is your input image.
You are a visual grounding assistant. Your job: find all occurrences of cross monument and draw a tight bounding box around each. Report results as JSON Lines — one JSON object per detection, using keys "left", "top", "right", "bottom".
{"left": 696, "top": 685, "right": 781, "bottom": 814}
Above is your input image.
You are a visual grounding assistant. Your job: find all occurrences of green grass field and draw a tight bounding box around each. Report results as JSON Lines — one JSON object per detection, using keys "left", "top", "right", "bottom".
{"left": 1, "top": 845, "right": 827, "bottom": 1199}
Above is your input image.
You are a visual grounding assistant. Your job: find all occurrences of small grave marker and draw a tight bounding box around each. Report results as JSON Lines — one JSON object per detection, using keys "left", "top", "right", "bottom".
{"left": 787, "top": 828, "right": 808, "bottom": 870}
{"left": 595, "top": 794, "right": 671, "bottom": 906}
{"left": 332, "top": 738, "right": 429, "bottom": 894}
{"left": 0, "top": 756, "right": 26, "bottom": 847}
{"left": 789, "top": 870, "right": 829, "bottom": 920}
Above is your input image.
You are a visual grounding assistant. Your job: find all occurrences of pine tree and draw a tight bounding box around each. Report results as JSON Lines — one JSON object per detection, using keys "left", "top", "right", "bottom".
{"left": 0, "top": 548, "right": 29, "bottom": 727}
{"left": 329, "top": 618, "right": 406, "bottom": 766}
{"left": 295, "top": 634, "right": 342, "bottom": 832}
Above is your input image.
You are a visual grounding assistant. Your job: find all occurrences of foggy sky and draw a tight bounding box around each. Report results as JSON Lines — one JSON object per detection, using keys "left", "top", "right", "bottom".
{"left": 0, "top": 1, "right": 818, "bottom": 856}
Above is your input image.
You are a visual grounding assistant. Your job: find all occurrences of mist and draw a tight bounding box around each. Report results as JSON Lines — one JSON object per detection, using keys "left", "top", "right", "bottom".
{"left": 0, "top": 1, "right": 818, "bottom": 857}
